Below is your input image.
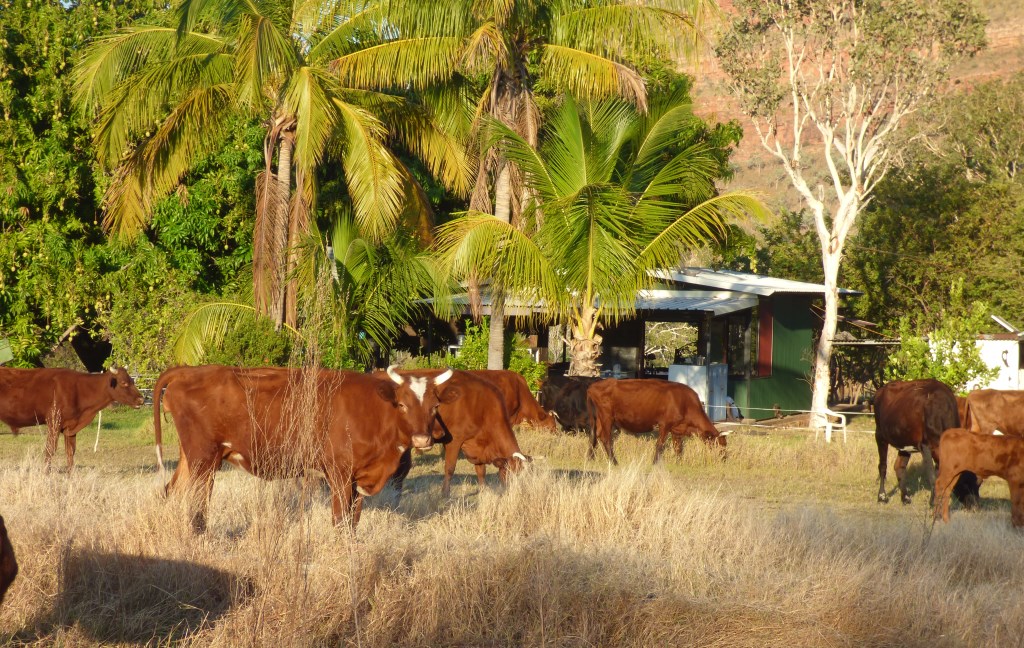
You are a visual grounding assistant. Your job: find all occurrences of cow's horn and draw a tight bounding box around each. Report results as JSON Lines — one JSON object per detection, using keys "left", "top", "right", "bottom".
{"left": 994, "top": 429, "right": 1005, "bottom": 436}
{"left": 386, "top": 365, "right": 405, "bottom": 385}
{"left": 513, "top": 452, "right": 527, "bottom": 462}
{"left": 719, "top": 430, "right": 731, "bottom": 437}
{"left": 109, "top": 366, "right": 117, "bottom": 373}
{"left": 435, "top": 368, "right": 453, "bottom": 385}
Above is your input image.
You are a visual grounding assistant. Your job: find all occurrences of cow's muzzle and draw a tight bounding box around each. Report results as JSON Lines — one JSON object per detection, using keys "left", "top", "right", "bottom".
{"left": 411, "top": 434, "right": 433, "bottom": 450}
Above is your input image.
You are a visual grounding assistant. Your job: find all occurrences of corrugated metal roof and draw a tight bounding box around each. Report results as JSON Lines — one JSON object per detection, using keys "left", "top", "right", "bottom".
{"left": 424, "top": 289, "right": 756, "bottom": 316}
{"left": 635, "top": 290, "right": 757, "bottom": 316}
{"left": 652, "top": 268, "right": 861, "bottom": 296}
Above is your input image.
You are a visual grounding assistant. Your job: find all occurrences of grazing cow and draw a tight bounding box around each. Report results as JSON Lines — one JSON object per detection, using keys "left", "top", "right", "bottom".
{"left": 0, "top": 367, "right": 144, "bottom": 469}
{"left": 538, "top": 375, "right": 602, "bottom": 432}
{"left": 873, "top": 379, "right": 979, "bottom": 506}
{"left": 586, "top": 379, "right": 728, "bottom": 465}
{"left": 963, "top": 389, "right": 1024, "bottom": 436}
{"left": 153, "top": 365, "right": 457, "bottom": 530}
{"left": 399, "top": 370, "right": 529, "bottom": 497}
{"left": 933, "top": 428, "right": 1024, "bottom": 527}
{"left": 468, "top": 370, "right": 557, "bottom": 433}
{"left": 0, "top": 515, "right": 16, "bottom": 606}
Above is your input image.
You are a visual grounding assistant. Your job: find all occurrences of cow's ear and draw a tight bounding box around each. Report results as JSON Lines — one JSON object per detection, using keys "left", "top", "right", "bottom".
{"left": 438, "top": 386, "right": 461, "bottom": 404}
{"left": 376, "top": 382, "right": 398, "bottom": 405}
{"left": 109, "top": 377, "right": 118, "bottom": 389}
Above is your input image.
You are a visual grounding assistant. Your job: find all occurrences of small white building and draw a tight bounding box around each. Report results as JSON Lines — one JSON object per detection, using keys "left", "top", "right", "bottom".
{"left": 969, "top": 333, "right": 1024, "bottom": 391}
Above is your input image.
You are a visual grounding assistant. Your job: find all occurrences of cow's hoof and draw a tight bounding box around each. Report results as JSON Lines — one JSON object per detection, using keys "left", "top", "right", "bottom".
{"left": 878, "top": 493, "right": 889, "bottom": 504}
{"left": 901, "top": 494, "right": 913, "bottom": 505}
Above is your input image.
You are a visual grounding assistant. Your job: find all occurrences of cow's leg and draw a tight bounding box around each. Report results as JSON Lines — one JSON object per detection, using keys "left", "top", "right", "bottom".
{"left": 441, "top": 442, "right": 460, "bottom": 498}
{"left": 476, "top": 464, "right": 487, "bottom": 488}
{"left": 63, "top": 431, "right": 77, "bottom": 471}
{"left": 897, "top": 452, "right": 913, "bottom": 503}
{"left": 330, "top": 482, "right": 355, "bottom": 527}
{"left": 386, "top": 447, "right": 412, "bottom": 508}
{"left": 186, "top": 456, "right": 219, "bottom": 533}
{"left": 1010, "top": 483, "right": 1024, "bottom": 528}
{"left": 932, "top": 466, "right": 959, "bottom": 523}
{"left": 876, "top": 439, "right": 890, "bottom": 503}
{"left": 349, "top": 482, "right": 365, "bottom": 529}
{"left": 652, "top": 422, "right": 671, "bottom": 464}
{"left": 921, "top": 444, "right": 937, "bottom": 506}
{"left": 895, "top": 451, "right": 912, "bottom": 504}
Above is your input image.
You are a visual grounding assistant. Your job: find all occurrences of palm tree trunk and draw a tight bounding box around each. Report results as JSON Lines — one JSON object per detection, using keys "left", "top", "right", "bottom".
{"left": 568, "top": 306, "right": 602, "bottom": 377}
{"left": 272, "top": 132, "right": 294, "bottom": 332}
{"left": 487, "top": 163, "right": 512, "bottom": 370}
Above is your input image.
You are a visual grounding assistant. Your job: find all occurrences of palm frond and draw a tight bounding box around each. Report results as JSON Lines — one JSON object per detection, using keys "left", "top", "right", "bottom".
{"left": 638, "top": 193, "right": 770, "bottom": 272}
{"left": 283, "top": 66, "right": 339, "bottom": 173}
{"left": 540, "top": 44, "right": 647, "bottom": 112}
{"left": 333, "top": 99, "right": 405, "bottom": 242}
{"left": 330, "top": 36, "right": 465, "bottom": 91}
{"left": 234, "top": 11, "right": 300, "bottom": 108}
{"left": 550, "top": 4, "right": 702, "bottom": 64}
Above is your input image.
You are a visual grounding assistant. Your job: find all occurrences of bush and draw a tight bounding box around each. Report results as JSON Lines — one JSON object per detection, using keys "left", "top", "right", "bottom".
{"left": 401, "top": 318, "right": 547, "bottom": 391}
{"left": 205, "top": 317, "right": 292, "bottom": 367}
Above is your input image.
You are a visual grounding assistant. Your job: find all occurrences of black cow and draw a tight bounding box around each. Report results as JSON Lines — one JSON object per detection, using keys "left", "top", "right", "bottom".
{"left": 538, "top": 375, "right": 602, "bottom": 432}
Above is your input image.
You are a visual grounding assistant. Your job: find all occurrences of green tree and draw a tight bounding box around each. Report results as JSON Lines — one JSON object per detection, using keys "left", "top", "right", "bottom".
{"left": 74, "top": 0, "right": 472, "bottom": 331}
{"left": 436, "top": 94, "right": 766, "bottom": 375}
{"left": 718, "top": 0, "right": 986, "bottom": 430}
{"left": 382, "top": 0, "right": 719, "bottom": 369}
{"left": 885, "top": 280, "right": 997, "bottom": 393}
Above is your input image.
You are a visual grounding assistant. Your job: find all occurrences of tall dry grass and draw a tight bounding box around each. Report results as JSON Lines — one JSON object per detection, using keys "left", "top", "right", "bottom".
{"left": 1, "top": 423, "right": 1024, "bottom": 647}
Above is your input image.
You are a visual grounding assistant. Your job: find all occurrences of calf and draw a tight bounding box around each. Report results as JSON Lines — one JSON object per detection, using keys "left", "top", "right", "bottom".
{"left": 154, "top": 365, "right": 457, "bottom": 530}
{"left": 933, "top": 428, "right": 1024, "bottom": 527}
{"left": 0, "top": 367, "right": 144, "bottom": 469}
{"left": 586, "top": 379, "right": 728, "bottom": 465}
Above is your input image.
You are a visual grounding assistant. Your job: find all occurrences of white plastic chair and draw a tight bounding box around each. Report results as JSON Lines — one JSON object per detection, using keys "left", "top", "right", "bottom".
{"left": 814, "top": 408, "right": 848, "bottom": 444}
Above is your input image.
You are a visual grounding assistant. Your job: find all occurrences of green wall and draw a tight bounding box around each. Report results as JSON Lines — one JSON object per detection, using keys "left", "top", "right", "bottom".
{"left": 729, "top": 295, "right": 814, "bottom": 417}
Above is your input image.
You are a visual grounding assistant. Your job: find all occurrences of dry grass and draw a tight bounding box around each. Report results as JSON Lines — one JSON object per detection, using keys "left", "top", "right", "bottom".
{"left": 1, "top": 410, "right": 1023, "bottom": 647}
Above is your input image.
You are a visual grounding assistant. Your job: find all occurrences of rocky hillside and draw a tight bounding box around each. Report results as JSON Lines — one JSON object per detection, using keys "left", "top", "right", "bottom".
{"left": 693, "top": 0, "right": 1024, "bottom": 212}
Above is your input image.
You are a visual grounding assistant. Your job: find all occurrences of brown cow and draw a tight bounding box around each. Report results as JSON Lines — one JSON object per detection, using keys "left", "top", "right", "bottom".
{"left": 586, "top": 379, "right": 728, "bottom": 465}
{"left": 873, "top": 379, "right": 979, "bottom": 506}
{"left": 963, "top": 389, "right": 1024, "bottom": 436}
{"left": 398, "top": 370, "right": 529, "bottom": 497}
{"left": 933, "top": 428, "right": 1024, "bottom": 527}
{"left": 154, "top": 365, "right": 457, "bottom": 530}
{"left": 0, "top": 367, "right": 144, "bottom": 469}
{"left": 467, "top": 370, "right": 557, "bottom": 433}
{"left": 0, "top": 515, "right": 16, "bottom": 606}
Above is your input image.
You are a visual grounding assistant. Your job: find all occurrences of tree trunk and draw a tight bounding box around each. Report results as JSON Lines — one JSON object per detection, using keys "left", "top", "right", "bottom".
{"left": 487, "top": 163, "right": 513, "bottom": 370}
{"left": 568, "top": 306, "right": 602, "bottom": 377}
{"left": 810, "top": 245, "right": 841, "bottom": 437}
{"left": 272, "top": 133, "right": 294, "bottom": 332}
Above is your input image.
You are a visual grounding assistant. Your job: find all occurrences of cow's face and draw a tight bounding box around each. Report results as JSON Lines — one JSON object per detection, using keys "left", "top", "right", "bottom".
{"left": 381, "top": 367, "right": 459, "bottom": 449}
{"left": 703, "top": 429, "right": 729, "bottom": 455}
{"left": 108, "top": 367, "right": 145, "bottom": 408}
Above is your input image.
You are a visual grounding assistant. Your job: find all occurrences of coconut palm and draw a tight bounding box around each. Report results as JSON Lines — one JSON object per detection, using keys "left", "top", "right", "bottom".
{"left": 74, "top": 0, "right": 472, "bottom": 330}
{"left": 370, "top": 0, "right": 721, "bottom": 368}
{"left": 435, "top": 93, "right": 769, "bottom": 375}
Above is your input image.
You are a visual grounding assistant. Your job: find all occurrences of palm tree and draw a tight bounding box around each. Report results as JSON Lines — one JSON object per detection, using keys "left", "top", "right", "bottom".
{"left": 173, "top": 216, "right": 448, "bottom": 367}
{"left": 360, "top": 0, "right": 720, "bottom": 368}
{"left": 74, "top": 0, "right": 472, "bottom": 330}
{"left": 435, "top": 94, "right": 768, "bottom": 375}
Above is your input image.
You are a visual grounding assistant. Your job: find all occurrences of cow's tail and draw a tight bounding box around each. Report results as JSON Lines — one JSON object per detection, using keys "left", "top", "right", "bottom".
{"left": 152, "top": 369, "right": 175, "bottom": 485}
{"left": 963, "top": 399, "right": 974, "bottom": 432}
{"left": 585, "top": 389, "right": 598, "bottom": 448}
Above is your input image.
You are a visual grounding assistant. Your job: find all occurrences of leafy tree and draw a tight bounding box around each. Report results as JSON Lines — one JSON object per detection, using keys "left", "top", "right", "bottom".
{"left": 717, "top": 0, "right": 986, "bottom": 429}
{"left": 436, "top": 94, "right": 766, "bottom": 375}
{"left": 386, "top": 0, "right": 719, "bottom": 369}
{"left": 0, "top": 0, "right": 156, "bottom": 365}
{"left": 885, "top": 280, "right": 997, "bottom": 393}
{"left": 75, "top": 0, "right": 473, "bottom": 331}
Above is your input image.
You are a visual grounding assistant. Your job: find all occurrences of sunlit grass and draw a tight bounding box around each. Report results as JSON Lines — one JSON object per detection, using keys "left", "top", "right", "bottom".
{"left": 0, "top": 409, "right": 1020, "bottom": 646}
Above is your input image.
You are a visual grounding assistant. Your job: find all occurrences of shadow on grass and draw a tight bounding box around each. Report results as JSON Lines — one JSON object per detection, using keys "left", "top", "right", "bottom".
{"left": 16, "top": 548, "right": 254, "bottom": 645}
